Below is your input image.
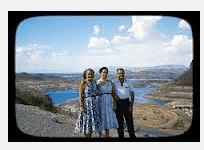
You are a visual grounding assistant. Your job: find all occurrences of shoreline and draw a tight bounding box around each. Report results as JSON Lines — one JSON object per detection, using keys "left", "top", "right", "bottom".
{"left": 15, "top": 85, "right": 192, "bottom": 137}
{"left": 49, "top": 81, "right": 192, "bottom": 136}
{"left": 15, "top": 73, "right": 192, "bottom": 137}
{"left": 54, "top": 97, "right": 191, "bottom": 136}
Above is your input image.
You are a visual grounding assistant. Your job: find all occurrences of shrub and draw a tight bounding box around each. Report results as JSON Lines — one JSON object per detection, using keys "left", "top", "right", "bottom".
{"left": 15, "top": 90, "right": 57, "bottom": 113}
{"left": 172, "top": 120, "right": 184, "bottom": 129}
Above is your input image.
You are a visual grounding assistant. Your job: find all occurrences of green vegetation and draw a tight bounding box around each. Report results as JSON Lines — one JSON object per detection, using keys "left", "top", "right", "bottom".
{"left": 16, "top": 90, "right": 57, "bottom": 113}
{"left": 173, "top": 120, "right": 184, "bottom": 129}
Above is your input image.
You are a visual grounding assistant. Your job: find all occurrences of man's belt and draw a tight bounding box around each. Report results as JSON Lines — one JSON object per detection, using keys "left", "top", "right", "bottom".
{"left": 119, "top": 98, "right": 129, "bottom": 101}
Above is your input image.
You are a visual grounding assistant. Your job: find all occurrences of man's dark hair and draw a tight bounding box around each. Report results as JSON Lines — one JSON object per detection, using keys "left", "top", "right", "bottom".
{"left": 116, "top": 68, "right": 125, "bottom": 73}
{"left": 83, "top": 68, "right": 94, "bottom": 79}
{"left": 99, "top": 67, "right": 109, "bottom": 73}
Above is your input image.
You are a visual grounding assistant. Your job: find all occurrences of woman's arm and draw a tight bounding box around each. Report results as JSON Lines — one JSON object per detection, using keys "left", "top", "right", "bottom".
{"left": 79, "top": 80, "right": 86, "bottom": 112}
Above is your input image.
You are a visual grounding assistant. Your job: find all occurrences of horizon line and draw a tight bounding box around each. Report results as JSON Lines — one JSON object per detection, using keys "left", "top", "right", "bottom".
{"left": 15, "top": 64, "right": 189, "bottom": 74}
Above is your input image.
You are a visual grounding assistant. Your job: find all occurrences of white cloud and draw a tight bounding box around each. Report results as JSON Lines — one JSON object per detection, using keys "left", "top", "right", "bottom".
{"left": 16, "top": 46, "right": 24, "bottom": 53}
{"left": 111, "top": 36, "right": 130, "bottom": 44}
{"left": 88, "top": 35, "right": 130, "bottom": 49}
{"left": 16, "top": 44, "right": 71, "bottom": 61}
{"left": 16, "top": 17, "right": 193, "bottom": 73}
{"left": 88, "top": 37, "right": 110, "bottom": 48}
{"left": 178, "top": 19, "right": 191, "bottom": 29}
{"left": 16, "top": 44, "right": 45, "bottom": 60}
{"left": 15, "top": 44, "right": 74, "bottom": 73}
{"left": 51, "top": 52, "right": 65, "bottom": 59}
{"left": 128, "top": 16, "right": 162, "bottom": 41}
{"left": 119, "top": 25, "right": 125, "bottom": 31}
{"left": 16, "top": 46, "right": 24, "bottom": 57}
{"left": 30, "top": 50, "right": 42, "bottom": 59}
{"left": 83, "top": 33, "right": 193, "bottom": 69}
{"left": 154, "top": 35, "right": 193, "bottom": 66}
{"left": 106, "top": 48, "right": 112, "bottom": 52}
{"left": 17, "top": 34, "right": 193, "bottom": 73}
{"left": 164, "top": 35, "right": 192, "bottom": 55}
{"left": 93, "top": 25, "right": 100, "bottom": 36}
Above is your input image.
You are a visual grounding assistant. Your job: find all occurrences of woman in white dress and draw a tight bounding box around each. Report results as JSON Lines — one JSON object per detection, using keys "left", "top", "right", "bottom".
{"left": 97, "top": 67, "right": 118, "bottom": 138}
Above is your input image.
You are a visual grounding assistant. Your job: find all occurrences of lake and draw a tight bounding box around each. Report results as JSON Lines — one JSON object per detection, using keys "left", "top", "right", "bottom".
{"left": 45, "top": 90, "right": 79, "bottom": 104}
{"left": 133, "top": 87, "right": 167, "bottom": 105}
{"left": 45, "top": 86, "right": 167, "bottom": 105}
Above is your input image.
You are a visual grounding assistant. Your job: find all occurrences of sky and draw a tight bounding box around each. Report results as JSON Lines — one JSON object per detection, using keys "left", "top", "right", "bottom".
{"left": 15, "top": 15, "right": 193, "bottom": 73}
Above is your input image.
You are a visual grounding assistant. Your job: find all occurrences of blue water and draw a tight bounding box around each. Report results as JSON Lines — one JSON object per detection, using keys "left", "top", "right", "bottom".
{"left": 45, "top": 90, "right": 79, "bottom": 104}
{"left": 133, "top": 87, "right": 167, "bottom": 105}
{"left": 46, "top": 86, "right": 167, "bottom": 105}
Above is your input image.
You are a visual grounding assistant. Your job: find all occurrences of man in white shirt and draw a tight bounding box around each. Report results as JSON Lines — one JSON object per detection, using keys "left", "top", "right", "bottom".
{"left": 112, "top": 68, "right": 136, "bottom": 138}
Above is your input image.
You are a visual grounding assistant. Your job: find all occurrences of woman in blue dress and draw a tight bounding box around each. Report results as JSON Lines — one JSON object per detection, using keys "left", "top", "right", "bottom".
{"left": 97, "top": 67, "right": 118, "bottom": 138}
{"left": 75, "top": 68, "right": 102, "bottom": 138}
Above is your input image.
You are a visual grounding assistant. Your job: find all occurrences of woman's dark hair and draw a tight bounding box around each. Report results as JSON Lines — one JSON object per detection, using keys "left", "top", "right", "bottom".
{"left": 99, "top": 67, "right": 108, "bottom": 73}
{"left": 83, "top": 68, "right": 94, "bottom": 79}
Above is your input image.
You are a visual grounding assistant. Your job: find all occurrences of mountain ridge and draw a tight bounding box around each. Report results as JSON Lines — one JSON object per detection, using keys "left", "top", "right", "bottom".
{"left": 93, "top": 65, "right": 187, "bottom": 73}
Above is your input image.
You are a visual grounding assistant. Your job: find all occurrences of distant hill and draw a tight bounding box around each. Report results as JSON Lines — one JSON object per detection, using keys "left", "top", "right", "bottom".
{"left": 142, "top": 65, "right": 186, "bottom": 70}
{"left": 94, "top": 65, "right": 187, "bottom": 72}
{"left": 131, "top": 65, "right": 188, "bottom": 73}
{"left": 93, "top": 65, "right": 188, "bottom": 80}
{"left": 16, "top": 65, "right": 189, "bottom": 81}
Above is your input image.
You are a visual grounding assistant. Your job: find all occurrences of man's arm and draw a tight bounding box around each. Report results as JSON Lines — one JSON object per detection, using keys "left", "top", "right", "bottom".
{"left": 130, "top": 91, "right": 134, "bottom": 102}
{"left": 129, "top": 91, "right": 134, "bottom": 111}
{"left": 128, "top": 79, "right": 134, "bottom": 102}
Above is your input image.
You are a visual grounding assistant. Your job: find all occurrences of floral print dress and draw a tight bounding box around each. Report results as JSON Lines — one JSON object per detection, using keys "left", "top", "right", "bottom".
{"left": 97, "top": 79, "right": 118, "bottom": 132}
{"left": 75, "top": 80, "right": 101, "bottom": 134}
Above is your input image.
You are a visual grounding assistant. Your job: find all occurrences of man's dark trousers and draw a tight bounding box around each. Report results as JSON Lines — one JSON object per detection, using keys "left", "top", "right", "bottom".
{"left": 115, "top": 98, "right": 136, "bottom": 138}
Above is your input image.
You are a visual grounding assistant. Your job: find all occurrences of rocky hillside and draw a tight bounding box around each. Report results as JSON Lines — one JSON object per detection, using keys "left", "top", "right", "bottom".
{"left": 146, "top": 64, "right": 193, "bottom": 116}
{"left": 173, "top": 67, "right": 193, "bottom": 86}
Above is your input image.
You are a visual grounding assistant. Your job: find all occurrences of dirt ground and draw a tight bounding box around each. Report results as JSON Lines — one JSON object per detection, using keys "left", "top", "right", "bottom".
{"left": 56, "top": 100, "right": 192, "bottom": 136}
{"left": 56, "top": 83, "right": 193, "bottom": 136}
{"left": 132, "top": 103, "right": 192, "bottom": 135}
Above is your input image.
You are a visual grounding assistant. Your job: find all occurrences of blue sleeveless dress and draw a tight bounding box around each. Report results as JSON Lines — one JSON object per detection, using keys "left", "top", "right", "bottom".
{"left": 97, "top": 79, "right": 118, "bottom": 132}
{"left": 75, "top": 80, "right": 101, "bottom": 134}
